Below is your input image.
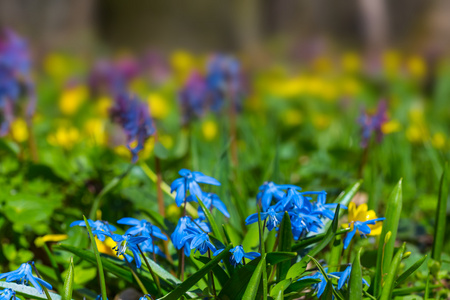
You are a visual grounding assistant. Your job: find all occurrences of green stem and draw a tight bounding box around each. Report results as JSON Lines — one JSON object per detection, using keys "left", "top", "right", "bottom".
{"left": 137, "top": 245, "right": 162, "bottom": 296}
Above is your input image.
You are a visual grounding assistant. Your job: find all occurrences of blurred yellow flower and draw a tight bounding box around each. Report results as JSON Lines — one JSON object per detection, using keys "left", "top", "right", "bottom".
{"left": 96, "top": 96, "right": 112, "bottom": 117}
{"left": 114, "top": 145, "right": 132, "bottom": 160}
{"left": 129, "top": 78, "right": 148, "bottom": 95}
{"left": 341, "top": 52, "right": 361, "bottom": 73}
{"left": 159, "top": 134, "right": 174, "bottom": 149}
{"left": 170, "top": 50, "right": 196, "bottom": 80}
{"left": 10, "top": 118, "right": 28, "bottom": 142}
{"left": 312, "top": 114, "right": 331, "bottom": 130}
{"left": 269, "top": 77, "right": 307, "bottom": 98}
{"left": 35, "top": 234, "right": 68, "bottom": 247}
{"left": 407, "top": 55, "right": 426, "bottom": 79}
{"left": 139, "top": 138, "right": 156, "bottom": 160}
{"left": 343, "top": 202, "right": 382, "bottom": 236}
{"left": 44, "top": 53, "right": 68, "bottom": 79}
{"left": 409, "top": 107, "right": 425, "bottom": 123}
{"left": 406, "top": 125, "right": 427, "bottom": 143}
{"left": 340, "top": 77, "right": 361, "bottom": 97}
{"left": 383, "top": 50, "right": 401, "bottom": 77}
{"left": 313, "top": 56, "right": 332, "bottom": 73}
{"left": 96, "top": 237, "right": 117, "bottom": 257}
{"left": 432, "top": 132, "right": 446, "bottom": 149}
{"left": 201, "top": 120, "right": 218, "bottom": 141}
{"left": 148, "top": 93, "right": 169, "bottom": 119}
{"left": 84, "top": 119, "right": 107, "bottom": 145}
{"left": 59, "top": 85, "right": 88, "bottom": 115}
{"left": 47, "top": 126, "right": 80, "bottom": 149}
{"left": 283, "top": 109, "right": 303, "bottom": 127}
{"left": 381, "top": 120, "right": 401, "bottom": 134}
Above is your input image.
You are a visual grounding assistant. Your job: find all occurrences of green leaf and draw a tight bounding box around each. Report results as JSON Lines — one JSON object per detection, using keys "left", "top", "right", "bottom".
{"left": 333, "top": 180, "right": 363, "bottom": 206}
{"left": 322, "top": 280, "right": 334, "bottom": 300}
{"left": 277, "top": 212, "right": 293, "bottom": 280}
{"left": 218, "top": 257, "right": 260, "bottom": 299}
{"left": 83, "top": 216, "right": 107, "bottom": 300}
{"left": 0, "top": 281, "right": 61, "bottom": 300}
{"left": 266, "top": 252, "right": 297, "bottom": 265}
{"left": 432, "top": 162, "right": 448, "bottom": 263}
{"left": 62, "top": 257, "right": 74, "bottom": 300}
{"left": 197, "top": 196, "right": 224, "bottom": 243}
{"left": 287, "top": 204, "right": 341, "bottom": 280}
{"left": 159, "top": 244, "right": 233, "bottom": 300}
{"left": 348, "top": 248, "right": 363, "bottom": 300}
{"left": 308, "top": 256, "right": 344, "bottom": 300}
{"left": 374, "top": 179, "right": 403, "bottom": 297}
{"left": 154, "top": 141, "right": 169, "bottom": 159}
{"left": 195, "top": 256, "right": 230, "bottom": 287}
{"left": 270, "top": 279, "right": 291, "bottom": 300}
{"left": 286, "top": 278, "right": 321, "bottom": 293}
{"left": 395, "top": 255, "right": 428, "bottom": 287}
{"left": 379, "top": 242, "right": 406, "bottom": 300}
{"left": 242, "top": 254, "right": 266, "bottom": 300}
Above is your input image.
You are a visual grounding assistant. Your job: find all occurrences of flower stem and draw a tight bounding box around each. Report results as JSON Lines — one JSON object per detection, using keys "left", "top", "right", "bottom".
{"left": 208, "top": 249, "right": 217, "bottom": 298}
{"left": 137, "top": 245, "right": 162, "bottom": 296}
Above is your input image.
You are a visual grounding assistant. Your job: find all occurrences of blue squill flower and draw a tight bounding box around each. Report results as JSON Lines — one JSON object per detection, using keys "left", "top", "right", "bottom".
{"left": 170, "top": 169, "right": 221, "bottom": 207}
{"left": 358, "top": 100, "right": 388, "bottom": 148}
{"left": 331, "top": 264, "right": 369, "bottom": 290}
{"left": 181, "top": 232, "right": 216, "bottom": 255}
{"left": 171, "top": 216, "right": 210, "bottom": 256}
{"left": 117, "top": 218, "right": 167, "bottom": 241}
{"left": 191, "top": 192, "right": 230, "bottom": 219}
{"left": 0, "top": 288, "right": 15, "bottom": 300}
{"left": 179, "top": 71, "right": 209, "bottom": 124}
{"left": 298, "top": 268, "right": 330, "bottom": 298}
{"left": 343, "top": 218, "right": 385, "bottom": 249}
{"left": 139, "top": 295, "right": 153, "bottom": 300}
{"left": 310, "top": 191, "right": 347, "bottom": 220}
{"left": 245, "top": 207, "right": 284, "bottom": 231}
{"left": 109, "top": 234, "right": 149, "bottom": 268}
{"left": 70, "top": 219, "right": 116, "bottom": 242}
{"left": 139, "top": 239, "right": 166, "bottom": 258}
{"left": 257, "top": 182, "right": 301, "bottom": 211}
{"left": 290, "top": 209, "right": 324, "bottom": 240}
{"left": 110, "top": 93, "right": 155, "bottom": 163}
{"left": 0, "top": 262, "right": 52, "bottom": 294}
{"left": 214, "top": 245, "right": 260, "bottom": 267}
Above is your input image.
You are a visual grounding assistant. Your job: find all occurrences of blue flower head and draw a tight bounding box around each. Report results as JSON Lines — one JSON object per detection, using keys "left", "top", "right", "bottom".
{"left": 0, "top": 262, "right": 52, "bottom": 294}
{"left": 257, "top": 182, "right": 301, "bottom": 211}
{"left": 181, "top": 232, "right": 216, "bottom": 255}
{"left": 139, "top": 239, "right": 166, "bottom": 258}
{"left": 170, "top": 169, "right": 220, "bottom": 207}
{"left": 70, "top": 219, "right": 117, "bottom": 242}
{"left": 298, "top": 268, "right": 329, "bottom": 298}
{"left": 214, "top": 245, "right": 260, "bottom": 267}
{"left": 0, "top": 288, "right": 16, "bottom": 300}
{"left": 331, "top": 264, "right": 369, "bottom": 291}
{"left": 110, "top": 93, "right": 155, "bottom": 162}
{"left": 193, "top": 192, "right": 230, "bottom": 219}
{"left": 343, "top": 218, "right": 385, "bottom": 249}
{"left": 110, "top": 234, "right": 149, "bottom": 268}
{"left": 171, "top": 216, "right": 210, "bottom": 256}
{"left": 310, "top": 191, "right": 347, "bottom": 220}
{"left": 179, "top": 71, "right": 209, "bottom": 124}
{"left": 245, "top": 207, "right": 284, "bottom": 231}
{"left": 117, "top": 217, "right": 167, "bottom": 241}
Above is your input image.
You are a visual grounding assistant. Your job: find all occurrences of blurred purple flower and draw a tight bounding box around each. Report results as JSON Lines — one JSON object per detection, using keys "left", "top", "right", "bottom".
{"left": 110, "top": 93, "right": 155, "bottom": 162}
{"left": 179, "top": 71, "right": 209, "bottom": 124}
{"left": 358, "top": 100, "right": 388, "bottom": 148}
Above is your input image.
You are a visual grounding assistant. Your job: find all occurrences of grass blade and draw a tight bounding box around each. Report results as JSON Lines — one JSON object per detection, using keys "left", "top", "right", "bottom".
{"left": 374, "top": 179, "right": 402, "bottom": 297}
{"left": 83, "top": 216, "right": 108, "bottom": 300}
{"left": 308, "top": 256, "right": 344, "bottom": 300}
{"left": 395, "top": 255, "right": 428, "bottom": 287}
{"left": 242, "top": 254, "right": 266, "bottom": 300}
{"left": 62, "top": 257, "right": 74, "bottom": 300}
{"left": 277, "top": 212, "right": 292, "bottom": 280}
{"left": 379, "top": 242, "right": 406, "bottom": 300}
{"left": 432, "top": 162, "right": 448, "bottom": 263}
{"left": 348, "top": 248, "right": 363, "bottom": 299}
{"left": 197, "top": 196, "right": 225, "bottom": 243}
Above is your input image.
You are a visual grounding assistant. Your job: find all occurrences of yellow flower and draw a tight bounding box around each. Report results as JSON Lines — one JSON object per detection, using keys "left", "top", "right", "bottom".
{"left": 96, "top": 237, "right": 117, "bottom": 257}
{"left": 47, "top": 126, "right": 80, "bottom": 149}
{"left": 201, "top": 120, "right": 218, "bottom": 141}
{"left": 407, "top": 55, "right": 426, "bottom": 79}
{"left": 343, "top": 202, "right": 383, "bottom": 236}
{"left": 313, "top": 56, "right": 332, "bottom": 73}
{"left": 432, "top": 132, "right": 446, "bottom": 149}
{"left": 381, "top": 120, "right": 401, "bottom": 134}
{"left": 170, "top": 50, "right": 196, "bottom": 81}
{"left": 96, "top": 96, "right": 112, "bottom": 117}
{"left": 84, "top": 119, "right": 107, "bottom": 146}
{"left": 383, "top": 50, "right": 401, "bottom": 77}
{"left": 59, "top": 85, "right": 88, "bottom": 115}
{"left": 340, "top": 78, "right": 361, "bottom": 97}
{"left": 148, "top": 93, "right": 169, "bottom": 119}
{"left": 283, "top": 109, "right": 303, "bottom": 127}
{"left": 114, "top": 145, "right": 131, "bottom": 160}
{"left": 10, "top": 118, "right": 28, "bottom": 142}
{"left": 44, "top": 53, "right": 68, "bottom": 79}
{"left": 312, "top": 114, "right": 331, "bottom": 130}
{"left": 269, "top": 77, "right": 307, "bottom": 98}
{"left": 35, "top": 234, "right": 68, "bottom": 247}
{"left": 159, "top": 134, "right": 174, "bottom": 149}
{"left": 406, "top": 125, "right": 427, "bottom": 143}
{"left": 341, "top": 52, "right": 361, "bottom": 73}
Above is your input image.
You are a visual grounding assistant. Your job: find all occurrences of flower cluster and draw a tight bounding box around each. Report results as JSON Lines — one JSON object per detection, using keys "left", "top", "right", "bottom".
{"left": 110, "top": 93, "right": 155, "bottom": 162}
{"left": 214, "top": 245, "right": 260, "bottom": 267}
{"left": 358, "top": 100, "right": 389, "bottom": 148}
{"left": 246, "top": 182, "right": 345, "bottom": 240}
{"left": 171, "top": 216, "right": 213, "bottom": 256}
{"left": 0, "top": 262, "right": 52, "bottom": 295}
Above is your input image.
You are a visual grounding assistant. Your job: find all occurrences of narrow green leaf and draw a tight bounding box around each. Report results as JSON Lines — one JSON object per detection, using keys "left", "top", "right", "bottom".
{"left": 0, "top": 281, "right": 61, "bottom": 300}
{"left": 218, "top": 256, "right": 260, "bottom": 299}
{"left": 195, "top": 256, "right": 230, "bottom": 287}
{"left": 242, "top": 254, "right": 266, "bottom": 300}
{"left": 374, "top": 179, "right": 403, "bottom": 297}
{"left": 308, "top": 256, "right": 344, "bottom": 300}
{"left": 292, "top": 228, "right": 349, "bottom": 252}
{"left": 322, "top": 280, "right": 334, "bottom": 300}
{"left": 62, "top": 257, "right": 74, "bottom": 300}
{"left": 379, "top": 242, "right": 406, "bottom": 300}
{"left": 83, "top": 216, "right": 108, "bottom": 300}
{"left": 159, "top": 244, "right": 233, "bottom": 300}
{"left": 328, "top": 235, "right": 343, "bottom": 273}
{"left": 197, "top": 197, "right": 224, "bottom": 243}
{"left": 395, "top": 255, "right": 428, "bottom": 287}
{"left": 287, "top": 204, "right": 341, "bottom": 280}
{"left": 348, "top": 248, "right": 363, "bottom": 300}
{"left": 270, "top": 279, "right": 291, "bottom": 299}
{"left": 277, "top": 212, "right": 293, "bottom": 280}
{"left": 43, "top": 243, "right": 64, "bottom": 284}
{"left": 432, "top": 162, "right": 448, "bottom": 263}
{"left": 286, "top": 278, "right": 321, "bottom": 293}
{"left": 424, "top": 273, "right": 431, "bottom": 300}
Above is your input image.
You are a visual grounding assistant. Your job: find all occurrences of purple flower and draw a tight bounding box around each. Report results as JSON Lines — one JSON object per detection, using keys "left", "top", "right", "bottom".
{"left": 179, "top": 71, "right": 209, "bottom": 124}
{"left": 110, "top": 93, "right": 155, "bottom": 162}
{"left": 358, "top": 100, "right": 388, "bottom": 148}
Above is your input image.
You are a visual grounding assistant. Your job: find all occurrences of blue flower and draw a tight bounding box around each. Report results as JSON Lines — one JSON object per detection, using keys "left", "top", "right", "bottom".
{"left": 214, "top": 245, "right": 260, "bottom": 267}
{"left": 139, "top": 295, "right": 153, "bottom": 300}
{"left": 245, "top": 207, "right": 284, "bottom": 231}
{"left": 70, "top": 219, "right": 116, "bottom": 242}
{"left": 171, "top": 216, "right": 210, "bottom": 256}
{"left": 257, "top": 182, "right": 300, "bottom": 211}
{"left": 290, "top": 210, "right": 324, "bottom": 240}
{"left": 117, "top": 218, "right": 167, "bottom": 241}
{"left": 343, "top": 218, "right": 385, "bottom": 249}
{"left": 358, "top": 100, "right": 388, "bottom": 148}
{"left": 110, "top": 93, "right": 155, "bottom": 162}
{"left": 181, "top": 232, "right": 216, "bottom": 255}
{"left": 179, "top": 71, "right": 209, "bottom": 124}
{"left": 139, "top": 239, "right": 166, "bottom": 258}
{"left": 298, "top": 268, "right": 331, "bottom": 298}
{"left": 0, "top": 262, "right": 52, "bottom": 294}
{"left": 331, "top": 265, "right": 369, "bottom": 290}
{"left": 170, "top": 169, "right": 220, "bottom": 207}
{"left": 110, "top": 234, "right": 149, "bottom": 268}
{"left": 192, "top": 192, "right": 230, "bottom": 219}
{"left": 310, "top": 191, "right": 347, "bottom": 220}
{"left": 0, "top": 288, "right": 15, "bottom": 300}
